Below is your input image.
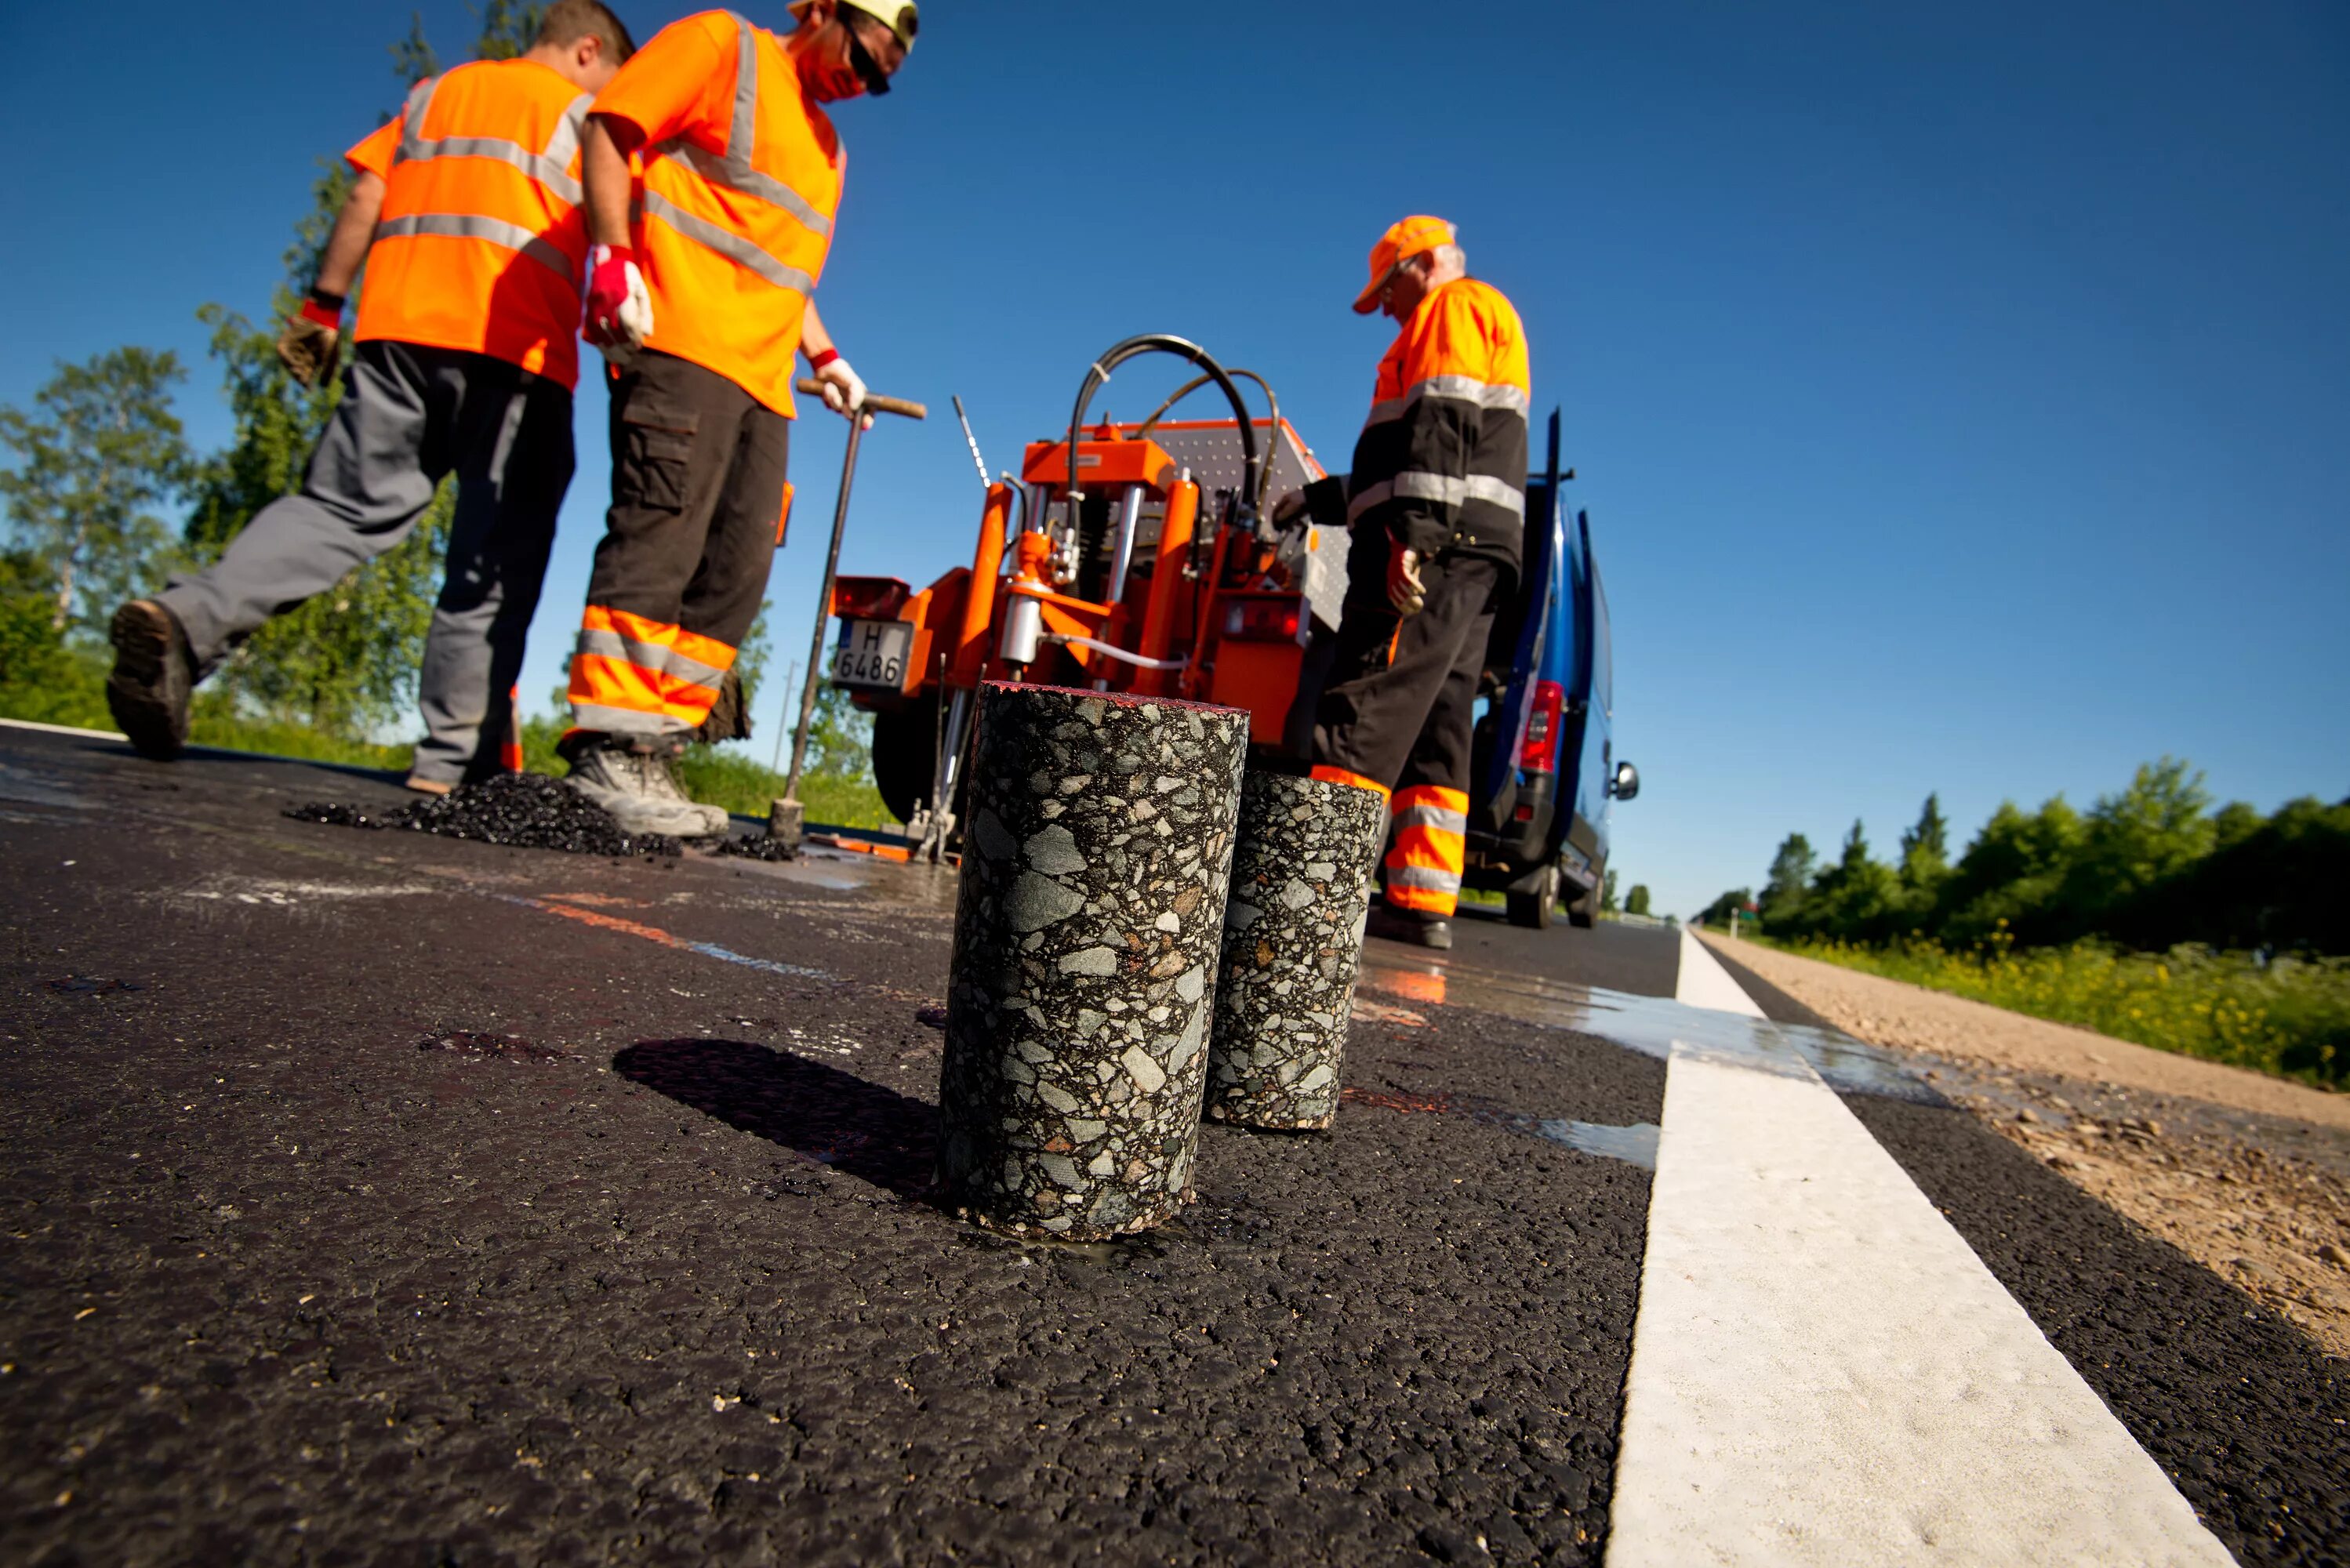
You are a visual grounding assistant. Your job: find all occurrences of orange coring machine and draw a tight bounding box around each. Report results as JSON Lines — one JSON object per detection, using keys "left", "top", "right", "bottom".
{"left": 825, "top": 336, "right": 1351, "bottom": 861}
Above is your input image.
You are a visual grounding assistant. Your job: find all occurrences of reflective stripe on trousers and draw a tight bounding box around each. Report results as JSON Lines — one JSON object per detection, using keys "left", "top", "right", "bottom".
{"left": 1386, "top": 785, "right": 1468, "bottom": 916}
{"left": 567, "top": 604, "right": 739, "bottom": 735}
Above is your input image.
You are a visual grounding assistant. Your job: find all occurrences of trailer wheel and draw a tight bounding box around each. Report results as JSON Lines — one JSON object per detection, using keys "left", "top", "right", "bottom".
{"left": 870, "top": 693, "right": 939, "bottom": 826}
{"left": 1506, "top": 865, "right": 1558, "bottom": 930}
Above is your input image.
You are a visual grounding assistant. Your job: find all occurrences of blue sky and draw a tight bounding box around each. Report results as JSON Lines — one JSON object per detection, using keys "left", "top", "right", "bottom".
{"left": 4, "top": 2, "right": 2346, "bottom": 917}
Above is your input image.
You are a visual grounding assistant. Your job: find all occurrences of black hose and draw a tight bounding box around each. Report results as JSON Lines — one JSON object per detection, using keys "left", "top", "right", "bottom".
{"left": 1132, "top": 368, "right": 1283, "bottom": 513}
{"left": 1065, "top": 336, "right": 1260, "bottom": 529}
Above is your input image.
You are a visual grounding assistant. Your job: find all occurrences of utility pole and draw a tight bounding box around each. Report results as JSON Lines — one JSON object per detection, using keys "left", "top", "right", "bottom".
{"left": 771, "top": 660, "right": 800, "bottom": 775}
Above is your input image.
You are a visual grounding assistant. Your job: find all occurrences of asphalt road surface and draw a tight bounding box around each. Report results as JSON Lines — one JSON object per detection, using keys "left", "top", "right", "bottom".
{"left": 2, "top": 721, "right": 2343, "bottom": 1567}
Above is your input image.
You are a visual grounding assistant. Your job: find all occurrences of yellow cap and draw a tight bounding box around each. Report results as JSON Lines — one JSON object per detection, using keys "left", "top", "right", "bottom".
{"left": 1353, "top": 215, "right": 1456, "bottom": 314}
{"left": 789, "top": 0, "right": 919, "bottom": 49}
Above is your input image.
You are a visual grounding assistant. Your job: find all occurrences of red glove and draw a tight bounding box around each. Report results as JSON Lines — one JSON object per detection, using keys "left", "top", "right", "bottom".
{"left": 585, "top": 244, "right": 651, "bottom": 350}
{"left": 298, "top": 292, "right": 343, "bottom": 329}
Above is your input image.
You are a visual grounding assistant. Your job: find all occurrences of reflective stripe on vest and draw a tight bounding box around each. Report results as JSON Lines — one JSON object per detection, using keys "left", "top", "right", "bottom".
{"left": 373, "top": 214, "right": 577, "bottom": 281}
{"left": 639, "top": 10, "right": 833, "bottom": 299}
{"left": 1363, "top": 374, "right": 1533, "bottom": 432}
{"left": 380, "top": 74, "right": 591, "bottom": 275}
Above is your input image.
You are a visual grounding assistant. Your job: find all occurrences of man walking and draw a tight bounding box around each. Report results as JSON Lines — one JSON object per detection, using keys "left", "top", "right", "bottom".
{"left": 1311, "top": 216, "right": 1531, "bottom": 950}
{"left": 562, "top": 0, "right": 915, "bottom": 836}
{"left": 107, "top": 2, "right": 636, "bottom": 790}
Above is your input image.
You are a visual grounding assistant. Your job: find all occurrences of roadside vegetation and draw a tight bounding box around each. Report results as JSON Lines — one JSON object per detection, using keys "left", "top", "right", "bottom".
{"left": 0, "top": 8, "right": 897, "bottom": 837}
{"left": 1702, "top": 763, "right": 2350, "bottom": 1087}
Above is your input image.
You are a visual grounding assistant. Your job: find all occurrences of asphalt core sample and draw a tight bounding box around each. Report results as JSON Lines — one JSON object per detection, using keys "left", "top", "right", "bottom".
{"left": 936, "top": 682, "right": 1248, "bottom": 1240}
{"left": 1206, "top": 768, "right": 1387, "bottom": 1130}
{"left": 285, "top": 772, "right": 683, "bottom": 858}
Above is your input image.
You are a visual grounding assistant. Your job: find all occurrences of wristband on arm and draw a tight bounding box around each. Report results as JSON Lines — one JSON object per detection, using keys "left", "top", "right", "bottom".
{"left": 805, "top": 347, "right": 841, "bottom": 372}
{"left": 300, "top": 288, "right": 346, "bottom": 328}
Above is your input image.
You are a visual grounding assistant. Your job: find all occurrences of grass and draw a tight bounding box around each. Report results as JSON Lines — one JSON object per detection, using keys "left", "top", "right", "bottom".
{"left": 1762, "top": 929, "right": 2350, "bottom": 1088}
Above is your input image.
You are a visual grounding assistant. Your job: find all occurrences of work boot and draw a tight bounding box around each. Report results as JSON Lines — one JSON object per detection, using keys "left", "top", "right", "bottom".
{"left": 106, "top": 600, "right": 194, "bottom": 760}
{"left": 562, "top": 736, "right": 721, "bottom": 838}
{"left": 1368, "top": 904, "right": 1453, "bottom": 951}
{"left": 647, "top": 749, "right": 732, "bottom": 837}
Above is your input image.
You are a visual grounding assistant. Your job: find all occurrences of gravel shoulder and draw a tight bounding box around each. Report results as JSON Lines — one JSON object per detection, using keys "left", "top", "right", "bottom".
{"left": 1701, "top": 932, "right": 2350, "bottom": 1359}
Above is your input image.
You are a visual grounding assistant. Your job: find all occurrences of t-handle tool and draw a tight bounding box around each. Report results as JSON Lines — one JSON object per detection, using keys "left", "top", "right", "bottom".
{"left": 770, "top": 379, "right": 928, "bottom": 852}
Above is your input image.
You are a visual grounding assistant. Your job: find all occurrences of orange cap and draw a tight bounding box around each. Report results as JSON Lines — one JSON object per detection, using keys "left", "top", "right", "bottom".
{"left": 1353, "top": 215, "right": 1457, "bottom": 314}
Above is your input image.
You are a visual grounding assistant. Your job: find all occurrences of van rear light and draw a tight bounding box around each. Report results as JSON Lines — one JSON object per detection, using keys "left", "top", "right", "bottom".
{"left": 830, "top": 576, "right": 911, "bottom": 619}
{"left": 1520, "top": 681, "right": 1565, "bottom": 773}
{"left": 1222, "top": 599, "right": 1302, "bottom": 643}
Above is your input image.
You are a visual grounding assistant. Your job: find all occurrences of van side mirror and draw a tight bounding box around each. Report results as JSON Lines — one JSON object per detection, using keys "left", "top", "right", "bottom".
{"left": 1611, "top": 762, "right": 1640, "bottom": 801}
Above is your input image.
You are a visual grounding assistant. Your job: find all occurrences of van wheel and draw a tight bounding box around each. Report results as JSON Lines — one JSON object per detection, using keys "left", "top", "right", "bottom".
{"left": 1567, "top": 866, "right": 1600, "bottom": 929}
{"left": 1506, "top": 866, "right": 1558, "bottom": 930}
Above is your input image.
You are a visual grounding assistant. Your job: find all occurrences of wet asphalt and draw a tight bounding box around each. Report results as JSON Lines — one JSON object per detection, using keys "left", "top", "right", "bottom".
{"left": 1, "top": 724, "right": 2343, "bottom": 1566}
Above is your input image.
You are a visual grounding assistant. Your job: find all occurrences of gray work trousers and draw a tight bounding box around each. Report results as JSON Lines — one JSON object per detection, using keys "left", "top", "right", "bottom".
{"left": 159, "top": 339, "right": 575, "bottom": 783}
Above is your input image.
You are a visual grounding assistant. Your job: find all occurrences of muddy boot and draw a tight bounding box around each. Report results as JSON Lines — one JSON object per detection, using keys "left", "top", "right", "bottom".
{"left": 106, "top": 600, "right": 194, "bottom": 760}
{"left": 561, "top": 735, "right": 719, "bottom": 838}
{"left": 1368, "top": 904, "right": 1453, "bottom": 951}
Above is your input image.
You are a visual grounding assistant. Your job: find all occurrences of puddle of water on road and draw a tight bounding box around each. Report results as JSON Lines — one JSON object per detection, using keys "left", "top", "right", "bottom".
{"left": 1536, "top": 1119, "right": 1661, "bottom": 1169}
{"left": 1357, "top": 953, "right": 1942, "bottom": 1106}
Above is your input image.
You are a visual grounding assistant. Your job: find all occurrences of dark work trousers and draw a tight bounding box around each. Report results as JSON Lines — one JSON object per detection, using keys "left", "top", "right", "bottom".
{"left": 1311, "top": 530, "right": 1505, "bottom": 797}
{"left": 568, "top": 350, "right": 790, "bottom": 740}
{"left": 158, "top": 339, "right": 573, "bottom": 783}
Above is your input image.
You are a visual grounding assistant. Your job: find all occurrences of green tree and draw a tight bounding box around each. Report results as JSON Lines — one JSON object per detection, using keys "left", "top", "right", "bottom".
{"left": 1941, "top": 796, "right": 2086, "bottom": 945}
{"left": 1757, "top": 832, "right": 1815, "bottom": 928}
{"left": 0, "top": 348, "right": 194, "bottom": 633}
{"left": 1601, "top": 868, "right": 1621, "bottom": 914}
{"left": 1625, "top": 884, "right": 1652, "bottom": 916}
{"left": 1698, "top": 888, "right": 1754, "bottom": 929}
{"left": 1804, "top": 820, "right": 1902, "bottom": 942}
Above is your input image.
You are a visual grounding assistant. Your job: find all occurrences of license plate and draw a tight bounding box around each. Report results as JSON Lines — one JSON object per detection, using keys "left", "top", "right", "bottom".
{"left": 833, "top": 618, "right": 912, "bottom": 689}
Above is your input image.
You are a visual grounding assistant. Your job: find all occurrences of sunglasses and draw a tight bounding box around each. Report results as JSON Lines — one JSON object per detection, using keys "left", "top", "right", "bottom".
{"left": 841, "top": 9, "right": 892, "bottom": 96}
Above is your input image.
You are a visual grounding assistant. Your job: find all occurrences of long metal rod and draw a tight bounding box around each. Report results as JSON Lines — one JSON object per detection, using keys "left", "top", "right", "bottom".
{"left": 783, "top": 420, "right": 865, "bottom": 801}
{"left": 951, "top": 395, "right": 990, "bottom": 492}
{"left": 1106, "top": 483, "right": 1145, "bottom": 605}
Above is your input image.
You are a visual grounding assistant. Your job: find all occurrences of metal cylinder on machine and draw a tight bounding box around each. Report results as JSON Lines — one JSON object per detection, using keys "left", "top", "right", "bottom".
{"left": 936, "top": 681, "right": 1249, "bottom": 1239}
{"left": 1135, "top": 471, "right": 1198, "bottom": 696}
{"left": 1205, "top": 769, "right": 1389, "bottom": 1130}
{"left": 956, "top": 481, "right": 1012, "bottom": 677}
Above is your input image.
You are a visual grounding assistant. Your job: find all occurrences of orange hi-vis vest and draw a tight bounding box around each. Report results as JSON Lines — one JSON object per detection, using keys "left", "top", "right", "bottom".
{"left": 595, "top": 10, "right": 844, "bottom": 417}
{"left": 348, "top": 57, "right": 595, "bottom": 390}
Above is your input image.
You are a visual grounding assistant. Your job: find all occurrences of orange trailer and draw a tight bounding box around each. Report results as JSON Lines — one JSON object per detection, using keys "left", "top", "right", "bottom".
{"left": 824, "top": 336, "right": 1350, "bottom": 848}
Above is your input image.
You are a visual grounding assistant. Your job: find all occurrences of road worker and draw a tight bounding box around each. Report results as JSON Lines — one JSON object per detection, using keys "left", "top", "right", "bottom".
{"left": 563, "top": 0, "right": 914, "bottom": 837}
{"left": 106, "top": 2, "right": 635, "bottom": 791}
{"left": 1310, "top": 217, "right": 1531, "bottom": 950}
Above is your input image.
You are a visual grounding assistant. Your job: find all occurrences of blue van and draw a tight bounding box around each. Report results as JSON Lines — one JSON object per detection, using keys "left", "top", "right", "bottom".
{"left": 1461, "top": 412, "right": 1639, "bottom": 927}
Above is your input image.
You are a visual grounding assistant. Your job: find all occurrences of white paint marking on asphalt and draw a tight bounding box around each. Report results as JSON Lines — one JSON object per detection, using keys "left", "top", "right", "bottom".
{"left": 1614, "top": 937, "right": 2236, "bottom": 1566}
{"left": 0, "top": 717, "right": 127, "bottom": 741}
{"left": 1673, "top": 927, "right": 1767, "bottom": 1016}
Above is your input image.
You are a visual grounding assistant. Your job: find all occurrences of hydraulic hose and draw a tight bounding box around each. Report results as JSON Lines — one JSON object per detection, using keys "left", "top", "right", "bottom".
{"left": 1131, "top": 368, "right": 1283, "bottom": 512}
{"left": 1065, "top": 336, "right": 1260, "bottom": 528}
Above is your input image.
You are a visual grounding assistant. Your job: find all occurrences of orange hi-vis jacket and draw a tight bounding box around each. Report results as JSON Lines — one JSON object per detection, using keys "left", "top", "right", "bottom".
{"left": 347, "top": 57, "right": 596, "bottom": 390}
{"left": 594, "top": 10, "right": 844, "bottom": 417}
{"left": 1348, "top": 277, "right": 1532, "bottom": 568}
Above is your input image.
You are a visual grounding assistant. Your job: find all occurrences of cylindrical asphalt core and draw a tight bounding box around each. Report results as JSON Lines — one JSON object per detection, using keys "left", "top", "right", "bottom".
{"left": 1205, "top": 768, "right": 1388, "bottom": 1129}
{"left": 937, "top": 681, "right": 1249, "bottom": 1238}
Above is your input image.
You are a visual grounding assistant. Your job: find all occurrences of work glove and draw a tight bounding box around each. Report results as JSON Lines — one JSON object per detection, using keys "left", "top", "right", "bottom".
{"left": 808, "top": 350, "right": 874, "bottom": 430}
{"left": 1386, "top": 543, "right": 1426, "bottom": 616}
{"left": 584, "top": 244, "right": 653, "bottom": 360}
{"left": 275, "top": 292, "right": 343, "bottom": 387}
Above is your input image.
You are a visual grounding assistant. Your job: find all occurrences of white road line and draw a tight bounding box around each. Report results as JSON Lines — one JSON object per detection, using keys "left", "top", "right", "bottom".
{"left": 1613, "top": 935, "right": 2236, "bottom": 1566}
{"left": 1674, "top": 927, "right": 1766, "bottom": 1016}
{"left": 0, "top": 717, "right": 126, "bottom": 741}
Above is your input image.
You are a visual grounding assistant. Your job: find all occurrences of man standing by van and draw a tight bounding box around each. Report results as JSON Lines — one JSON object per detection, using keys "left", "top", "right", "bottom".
{"left": 1311, "top": 216, "right": 1531, "bottom": 950}
{"left": 561, "top": 1, "right": 915, "bottom": 836}
{"left": 107, "top": 2, "right": 636, "bottom": 789}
